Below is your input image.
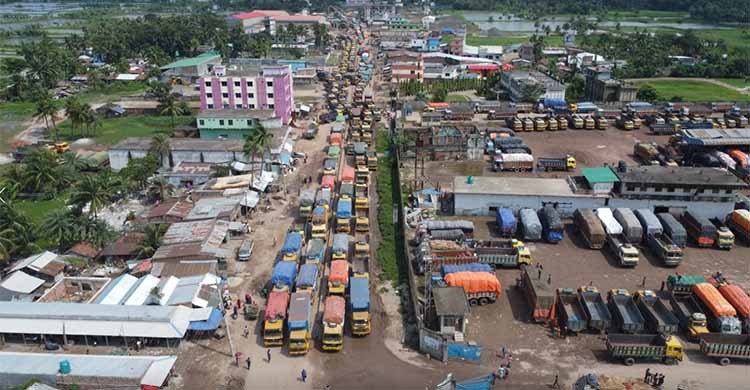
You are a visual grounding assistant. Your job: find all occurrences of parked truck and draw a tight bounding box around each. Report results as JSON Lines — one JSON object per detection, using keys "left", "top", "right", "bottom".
{"left": 634, "top": 142, "right": 660, "bottom": 165}
{"left": 699, "top": 334, "right": 750, "bottom": 366}
{"left": 577, "top": 286, "right": 611, "bottom": 332}
{"left": 310, "top": 206, "right": 329, "bottom": 239}
{"left": 539, "top": 206, "right": 564, "bottom": 243}
{"left": 613, "top": 208, "right": 643, "bottom": 244}
{"left": 332, "top": 233, "right": 349, "bottom": 261}
{"left": 693, "top": 282, "right": 742, "bottom": 334}
{"left": 329, "top": 260, "right": 349, "bottom": 295}
{"left": 322, "top": 295, "right": 346, "bottom": 352}
{"left": 634, "top": 209, "right": 663, "bottom": 242}
{"left": 299, "top": 190, "right": 315, "bottom": 219}
{"left": 336, "top": 197, "right": 352, "bottom": 233}
{"left": 350, "top": 276, "right": 371, "bottom": 336}
{"left": 444, "top": 271, "right": 502, "bottom": 306}
{"left": 295, "top": 263, "right": 319, "bottom": 295}
{"left": 495, "top": 208, "right": 517, "bottom": 237}
{"left": 606, "top": 334, "right": 684, "bottom": 366}
{"left": 718, "top": 283, "right": 750, "bottom": 333}
{"left": 271, "top": 261, "right": 298, "bottom": 292}
{"left": 555, "top": 288, "right": 588, "bottom": 333}
{"left": 709, "top": 217, "right": 734, "bottom": 249}
{"left": 473, "top": 239, "right": 532, "bottom": 268}
{"left": 263, "top": 291, "right": 290, "bottom": 347}
{"left": 669, "top": 292, "right": 709, "bottom": 340}
{"left": 492, "top": 153, "right": 534, "bottom": 172}
{"left": 520, "top": 265, "right": 555, "bottom": 322}
{"left": 657, "top": 213, "right": 688, "bottom": 248}
{"left": 726, "top": 209, "right": 750, "bottom": 243}
{"left": 634, "top": 290, "right": 680, "bottom": 335}
{"left": 608, "top": 289, "right": 646, "bottom": 334}
{"left": 574, "top": 208, "right": 606, "bottom": 249}
{"left": 303, "top": 238, "right": 326, "bottom": 264}
{"left": 519, "top": 208, "right": 542, "bottom": 241}
{"left": 354, "top": 184, "right": 369, "bottom": 211}
{"left": 536, "top": 156, "right": 576, "bottom": 171}
{"left": 281, "top": 232, "right": 304, "bottom": 262}
{"left": 681, "top": 211, "right": 717, "bottom": 248}
{"left": 646, "top": 233, "right": 683, "bottom": 266}
{"left": 597, "top": 208, "right": 640, "bottom": 267}
{"left": 287, "top": 293, "right": 312, "bottom": 355}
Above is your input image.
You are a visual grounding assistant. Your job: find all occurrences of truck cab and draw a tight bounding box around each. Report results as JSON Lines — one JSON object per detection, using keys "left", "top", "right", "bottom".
{"left": 355, "top": 213, "right": 370, "bottom": 233}
{"left": 686, "top": 312, "right": 709, "bottom": 339}
{"left": 366, "top": 151, "right": 378, "bottom": 171}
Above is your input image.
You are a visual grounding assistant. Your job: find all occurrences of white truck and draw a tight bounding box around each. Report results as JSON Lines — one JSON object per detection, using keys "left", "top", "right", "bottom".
{"left": 596, "top": 208, "right": 640, "bottom": 267}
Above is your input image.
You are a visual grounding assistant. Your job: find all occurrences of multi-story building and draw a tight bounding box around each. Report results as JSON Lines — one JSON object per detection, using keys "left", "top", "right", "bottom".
{"left": 198, "top": 64, "right": 294, "bottom": 124}
{"left": 386, "top": 51, "right": 423, "bottom": 83}
{"left": 500, "top": 71, "right": 566, "bottom": 102}
{"left": 197, "top": 109, "right": 282, "bottom": 140}
{"left": 584, "top": 66, "right": 636, "bottom": 103}
{"left": 230, "top": 10, "right": 327, "bottom": 36}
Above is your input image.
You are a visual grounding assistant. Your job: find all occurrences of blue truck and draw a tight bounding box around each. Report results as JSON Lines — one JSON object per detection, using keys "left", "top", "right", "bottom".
{"left": 539, "top": 206, "right": 564, "bottom": 243}
{"left": 281, "top": 232, "right": 304, "bottom": 262}
{"left": 295, "top": 263, "right": 319, "bottom": 294}
{"left": 350, "top": 276, "right": 371, "bottom": 336}
{"left": 336, "top": 198, "right": 353, "bottom": 233}
{"left": 271, "top": 261, "right": 298, "bottom": 291}
{"left": 496, "top": 208, "right": 517, "bottom": 237}
{"left": 303, "top": 238, "right": 326, "bottom": 264}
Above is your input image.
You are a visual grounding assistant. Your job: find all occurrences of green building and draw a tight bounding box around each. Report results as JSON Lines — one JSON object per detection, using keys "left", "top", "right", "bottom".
{"left": 197, "top": 109, "right": 281, "bottom": 140}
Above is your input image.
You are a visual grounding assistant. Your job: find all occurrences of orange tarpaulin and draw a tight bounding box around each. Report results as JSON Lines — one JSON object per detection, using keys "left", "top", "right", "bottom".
{"left": 719, "top": 284, "right": 750, "bottom": 319}
{"left": 329, "top": 260, "right": 349, "bottom": 284}
{"left": 324, "top": 295, "right": 346, "bottom": 323}
{"left": 693, "top": 282, "right": 736, "bottom": 318}
{"left": 330, "top": 133, "right": 343, "bottom": 146}
{"left": 341, "top": 166, "right": 355, "bottom": 182}
{"left": 444, "top": 271, "right": 501, "bottom": 295}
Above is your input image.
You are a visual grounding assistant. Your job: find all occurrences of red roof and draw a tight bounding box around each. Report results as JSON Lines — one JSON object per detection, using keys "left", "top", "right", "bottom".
{"left": 232, "top": 10, "right": 288, "bottom": 20}
{"left": 275, "top": 14, "right": 324, "bottom": 23}
{"left": 501, "top": 63, "right": 514, "bottom": 71}
{"left": 468, "top": 64, "right": 499, "bottom": 71}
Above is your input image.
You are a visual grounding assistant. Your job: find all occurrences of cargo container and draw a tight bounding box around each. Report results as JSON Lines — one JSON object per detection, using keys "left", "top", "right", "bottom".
{"left": 539, "top": 206, "right": 564, "bottom": 243}
{"left": 657, "top": 213, "right": 687, "bottom": 248}
{"left": 329, "top": 260, "right": 350, "bottom": 295}
{"left": 519, "top": 208, "right": 542, "bottom": 241}
{"left": 303, "top": 238, "right": 326, "bottom": 264}
{"left": 520, "top": 266, "right": 555, "bottom": 322}
{"left": 606, "top": 334, "right": 683, "bottom": 366}
{"left": 281, "top": 232, "right": 304, "bottom": 262}
{"left": 709, "top": 217, "right": 734, "bottom": 249}
{"left": 699, "top": 334, "right": 750, "bottom": 366}
{"left": 726, "top": 209, "right": 750, "bottom": 243}
{"left": 681, "top": 211, "right": 717, "bottom": 247}
{"left": 473, "top": 239, "right": 532, "bottom": 267}
{"left": 288, "top": 293, "right": 313, "bottom": 355}
{"left": 718, "top": 284, "right": 750, "bottom": 333}
{"left": 667, "top": 274, "right": 705, "bottom": 294}
{"left": 613, "top": 208, "right": 643, "bottom": 244}
{"left": 634, "top": 209, "right": 663, "bottom": 240}
{"left": 669, "top": 292, "right": 709, "bottom": 340}
{"left": 495, "top": 208, "right": 517, "bottom": 237}
{"left": 331, "top": 233, "right": 349, "bottom": 261}
{"left": 350, "top": 276, "right": 371, "bottom": 336}
{"left": 574, "top": 208, "right": 606, "bottom": 249}
{"left": 322, "top": 295, "right": 346, "bottom": 352}
{"left": 492, "top": 153, "right": 534, "bottom": 172}
{"left": 607, "top": 289, "right": 645, "bottom": 334}
{"left": 635, "top": 290, "right": 679, "bottom": 335}
{"left": 263, "top": 291, "right": 290, "bottom": 347}
{"left": 444, "top": 271, "right": 502, "bottom": 306}
{"left": 556, "top": 288, "right": 588, "bottom": 333}
{"left": 299, "top": 190, "right": 315, "bottom": 218}
{"left": 693, "top": 283, "right": 742, "bottom": 334}
{"left": 577, "top": 286, "right": 611, "bottom": 332}
{"left": 646, "top": 233, "right": 683, "bottom": 266}
{"left": 295, "top": 263, "right": 319, "bottom": 295}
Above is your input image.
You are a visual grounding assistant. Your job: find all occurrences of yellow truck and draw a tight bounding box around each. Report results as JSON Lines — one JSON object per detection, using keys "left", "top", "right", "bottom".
{"left": 355, "top": 166, "right": 369, "bottom": 185}
{"left": 366, "top": 151, "right": 378, "bottom": 171}
{"left": 350, "top": 276, "right": 371, "bottom": 336}
{"left": 322, "top": 296, "right": 346, "bottom": 352}
{"left": 310, "top": 206, "right": 329, "bottom": 240}
{"left": 287, "top": 293, "right": 312, "bottom": 355}
{"left": 584, "top": 116, "right": 596, "bottom": 130}
{"left": 336, "top": 197, "right": 352, "bottom": 233}
{"left": 355, "top": 212, "right": 369, "bottom": 233}
{"left": 354, "top": 184, "right": 369, "bottom": 210}
{"left": 331, "top": 233, "right": 349, "bottom": 262}
{"left": 263, "top": 291, "right": 290, "bottom": 347}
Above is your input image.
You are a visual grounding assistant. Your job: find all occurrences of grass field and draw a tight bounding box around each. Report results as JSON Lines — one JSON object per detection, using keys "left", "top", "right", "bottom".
{"left": 56, "top": 115, "right": 195, "bottom": 146}
{"left": 637, "top": 80, "right": 750, "bottom": 102}
{"left": 77, "top": 82, "right": 146, "bottom": 104}
{"left": 0, "top": 101, "right": 36, "bottom": 152}
{"left": 610, "top": 26, "right": 750, "bottom": 49}
{"left": 465, "top": 34, "right": 562, "bottom": 47}
{"left": 446, "top": 94, "right": 470, "bottom": 102}
{"left": 717, "top": 78, "right": 750, "bottom": 88}
{"left": 15, "top": 192, "right": 70, "bottom": 225}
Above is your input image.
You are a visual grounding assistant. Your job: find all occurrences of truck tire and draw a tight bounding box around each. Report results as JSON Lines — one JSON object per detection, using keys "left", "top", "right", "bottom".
{"left": 469, "top": 298, "right": 479, "bottom": 306}
{"left": 624, "top": 357, "right": 635, "bottom": 366}
{"left": 479, "top": 297, "right": 490, "bottom": 305}
{"left": 719, "top": 357, "right": 731, "bottom": 366}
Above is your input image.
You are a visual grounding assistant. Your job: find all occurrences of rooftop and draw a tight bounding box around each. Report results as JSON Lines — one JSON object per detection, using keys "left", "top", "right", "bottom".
{"left": 681, "top": 128, "right": 750, "bottom": 146}
{"left": 232, "top": 10, "right": 288, "bottom": 20}
{"left": 171, "top": 161, "right": 216, "bottom": 176}
{"left": 111, "top": 137, "right": 244, "bottom": 152}
{"left": 185, "top": 197, "right": 240, "bottom": 221}
{"left": 0, "top": 271, "right": 45, "bottom": 295}
{"left": 99, "top": 232, "right": 144, "bottom": 258}
{"left": 162, "top": 219, "right": 230, "bottom": 246}
{"left": 616, "top": 166, "right": 746, "bottom": 188}
{"left": 198, "top": 109, "right": 276, "bottom": 120}
{"left": 147, "top": 199, "right": 194, "bottom": 220}
{"left": 453, "top": 176, "right": 584, "bottom": 197}
{"left": 10, "top": 251, "right": 59, "bottom": 273}
{"left": 160, "top": 51, "right": 220, "bottom": 70}
{"left": 433, "top": 287, "right": 469, "bottom": 316}
{"left": 582, "top": 167, "right": 619, "bottom": 184}
{"left": 151, "top": 261, "right": 218, "bottom": 278}
{"left": 67, "top": 241, "right": 100, "bottom": 259}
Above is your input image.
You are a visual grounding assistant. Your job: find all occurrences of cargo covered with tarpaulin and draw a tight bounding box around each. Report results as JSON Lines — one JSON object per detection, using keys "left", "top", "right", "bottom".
{"left": 441, "top": 263, "right": 493, "bottom": 276}
{"left": 264, "top": 291, "right": 290, "bottom": 321}
{"left": 341, "top": 166, "right": 355, "bottom": 182}
{"left": 324, "top": 295, "right": 346, "bottom": 323}
{"left": 321, "top": 175, "right": 336, "bottom": 189}
{"left": 296, "top": 264, "right": 319, "bottom": 289}
{"left": 719, "top": 284, "right": 750, "bottom": 319}
{"left": 281, "top": 232, "right": 303, "bottom": 255}
{"left": 350, "top": 277, "right": 370, "bottom": 311}
{"left": 693, "top": 283, "right": 737, "bottom": 318}
{"left": 332, "top": 233, "right": 349, "bottom": 254}
{"left": 430, "top": 229, "right": 465, "bottom": 241}
{"left": 424, "top": 220, "right": 474, "bottom": 234}
{"left": 329, "top": 260, "right": 349, "bottom": 284}
{"left": 271, "top": 261, "right": 298, "bottom": 288}
{"left": 444, "top": 272, "right": 501, "bottom": 295}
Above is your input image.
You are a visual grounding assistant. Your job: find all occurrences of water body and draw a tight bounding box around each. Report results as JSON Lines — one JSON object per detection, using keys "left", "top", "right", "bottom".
{"left": 461, "top": 11, "right": 726, "bottom": 32}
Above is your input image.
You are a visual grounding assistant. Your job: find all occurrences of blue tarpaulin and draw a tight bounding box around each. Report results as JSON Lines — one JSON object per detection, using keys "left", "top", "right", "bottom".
{"left": 446, "top": 343, "right": 482, "bottom": 362}
{"left": 336, "top": 199, "right": 352, "bottom": 218}
{"left": 496, "top": 208, "right": 517, "bottom": 235}
{"left": 282, "top": 232, "right": 303, "bottom": 254}
{"left": 456, "top": 374, "right": 494, "bottom": 390}
{"left": 271, "top": 261, "right": 298, "bottom": 288}
{"left": 296, "top": 264, "right": 318, "bottom": 288}
{"left": 279, "top": 151, "right": 292, "bottom": 166}
{"left": 350, "top": 277, "right": 370, "bottom": 311}
{"left": 441, "top": 263, "right": 493, "bottom": 276}
{"left": 187, "top": 308, "right": 223, "bottom": 331}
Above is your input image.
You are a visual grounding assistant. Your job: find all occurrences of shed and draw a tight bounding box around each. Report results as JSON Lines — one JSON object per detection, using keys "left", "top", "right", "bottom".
{"left": 433, "top": 287, "right": 469, "bottom": 337}
{"left": 582, "top": 167, "right": 619, "bottom": 194}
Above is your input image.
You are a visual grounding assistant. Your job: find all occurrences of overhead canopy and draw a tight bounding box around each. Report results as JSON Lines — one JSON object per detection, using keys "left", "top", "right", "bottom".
{"left": 241, "top": 190, "right": 260, "bottom": 208}
{"left": 187, "top": 308, "right": 223, "bottom": 331}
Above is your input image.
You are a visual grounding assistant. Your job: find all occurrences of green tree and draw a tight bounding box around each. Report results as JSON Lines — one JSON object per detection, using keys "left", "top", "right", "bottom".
{"left": 22, "top": 148, "right": 63, "bottom": 194}
{"left": 158, "top": 94, "right": 184, "bottom": 131}
{"left": 519, "top": 81, "right": 545, "bottom": 103}
{"left": 431, "top": 87, "right": 448, "bottom": 102}
{"left": 41, "top": 209, "right": 79, "bottom": 250}
{"left": 150, "top": 133, "right": 172, "bottom": 168}
{"left": 137, "top": 223, "right": 167, "bottom": 258}
{"left": 148, "top": 176, "right": 174, "bottom": 203}
{"left": 636, "top": 84, "right": 659, "bottom": 102}
{"left": 34, "top": 92, "right": 58, "bottom": 139}
{"left": 64, "top": 97, "right": 83, "bottom": 138}
{"left": 69, "top": 173, "right": 117, "bottom": 217}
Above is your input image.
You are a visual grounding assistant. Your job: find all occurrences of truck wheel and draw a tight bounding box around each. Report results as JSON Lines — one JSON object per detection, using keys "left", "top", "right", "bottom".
{"left": 469, "top": 298, "right": 479, "bottom": 306}
{"left": 479, "top": 297, "right": 489, "bottom": 305}
{"left": 624, "top": 358, "right": 635, "bottom": 366}
{"left": 719, "top": 357, "right": 731, "bottom": 366}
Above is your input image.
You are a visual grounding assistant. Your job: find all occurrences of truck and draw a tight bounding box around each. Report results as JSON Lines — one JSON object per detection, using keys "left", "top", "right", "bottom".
{"left": 354, "top": 239, "right": 369, "bottom": 260}
{"left": 519, "top": 265, "right": 555, "bottom": 322}
{"left": 584, "top": 116, "right": 596, "bottom": 130}
{"left": 350, "top": 276, "right": 371, "bottom": 336}
{"left": 505, "top": 117, "right": 523, "bottom": 131}
{"left": 281, "top": 232, "right": 304, "bottom": 262}
{"left": 495, "top": 208, "right": 517, "bottom": 237}
{"left": 634, "top": 290, "right": 680, "bottom": 335}
{"left": 441, "top": 263, "right": 494, "bottom": 276}
{"left": 578, "top": 286, "right": 612, "bottom": 332}
{"left": 596, "top": 208, "right": 640, "bottom": 267}
{"left": 681, "top": 211, "right": 717, "bottom": 248}
{"left": 717, "top": 283, "right": 750, "bottom": 333}
{"left": 310, "top": 206, "right": 329, "bottom": 239}
{"left": 726, "top": 209, "right": 750, "bottom": 243}
{"left": 657, "top": 213, "right": 687, "bottom": 248}
{"left": 336, "top": 197, "right": 352, "bottom": 233}
{"left": 699, "top": 334, "right": 750, "bottom": 366}
{"left": 634, "top": 209, "right": 663, "bottom": 241}
{"left": 316, "top": 187, "right": 332, "bottom": 208}
{"left": 693, "top": 282, "right": 742, "bottom": 334}
{"left": 299, "top": 190, "right": 315, "bottom": 218}
{"left": 538, "top": 206, "right": 564, "bottom": 243}
{"left": 352, "top": 254, "right": 369, "bottom": 278}
{"left": 323, "top": 158, "right": 337, "bottom": 175}
{"left": 536, "top": 155, "right": 576, "bottom": 171}
{"left": 271, "top": 261, "right": 298, "bottom": 291}
{"left": 355, "top": 184, "right": 369, "bottom": 210}
{"left": 606, "top": 334, "right": 684, "bottom": 366}
{"left": 607, "top": 289, "right": 645, "bottom": 334}
{"left": 332, "top": 233, "right": 349, "bottom": 261}
{"left": 492, "top": 153, "right": 534, "bottom": 172}
{"left": 303, "top": 238, "right": 326, "bottom": 264}
{"left": 646, "top": 233, "right": 683, "bottom": 266}
{"left": 366, "top": 151, "right": 378, "bottom": 171}
{"left": 287, "top": 293, "right": 312, "bottom": 355}
{"left": 519, "top": 208, "right": 542, "bottom": 241}
{"left": 574, "top": 208, "right": 606, "bottom": 249}
{"left": 295, "top": 263, "right": 319, "bottom": 295}
{"left": 321, "top": 174, "right": 336, "bottom": 189}
{"left": 328, "top": 260, "right": 349, "bottom": 295}
{"left": 473, "top": 239, "right": 532, "bottom": 267}
{"left": 669, "top": 292, "right": 709, "bottom": 340}
{"left": 263, "top": 291, "right": 290, "bottom": 347}
{"left": 322, "top": 295, "right": 346, "bottom": 352}
{"left": 444, "top": 271, "right": 502, "bottom": 306}
{"left": 616, "top": 116, "right": 634, "bottom": 130}
{"left": 340, "top": 182, "right": 354, "bottom": 199}
{"left": 568, "top": 114, "right": 584, "bottom": 129}
{"left": 555, "top": 288, "right": 588, "bottom": 333}
{"left": 710, "top": 217, "right": 734, "bottom": 249}
{"left": 613, "top": 208, "right": 643, "bottom": 244}
{"left": 634, "top": 142, "right": 660, "bottom": 165}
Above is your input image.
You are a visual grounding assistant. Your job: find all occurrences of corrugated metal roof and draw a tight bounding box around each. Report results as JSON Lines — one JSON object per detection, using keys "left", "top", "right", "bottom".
{"left": 0, "top": 271, "right": 45, "bottom": 294}
{"left": 10, "top": 251, "right": 58, "bottom": 273}
{"left": 95, "top": 274, "right": 139, "bottom": 305}
{"left": 582, "top": 167, "right": 619, "bottom": 184}
{"left": 123, "top": 275, "right": 161, "bottom": 306}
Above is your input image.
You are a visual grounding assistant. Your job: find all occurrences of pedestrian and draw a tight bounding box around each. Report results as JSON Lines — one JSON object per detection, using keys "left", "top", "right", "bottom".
{"left": 246, "top": 357, "right": 251, "bottom": 370}
{"left": 266, "top": 349, "right": 271, "bottom": 363}
{"left": 657, "top": 374, "right": 665, "bottom": 386}
{"left": 273, "top": 236, "right": 278, "bottom": 246}
{"left": 660, "top": 281, "right": 665, "bottom": 291}
{"left": 245, "top": 293, "right": 252, "bottom": 304}
{"left": 243, "top": 325, "right": 249, "bottom": 338}
{"left": 537, "top": 268, "right": 542, "bottom": 280}
{"left": 644, "top": 368, "right": 651, "bottom": 383}
{"left": 235, "top": 352, "right": 242, "bottom": 367}
{"left": 304, "top": 155, "right": 308, "bottom": 164}
{"left": 501, "top": 345, "right": 507, "bottom": 357}
{"left": 237, "top": 299, "right": 242, "bottom": 309}
{"left": 589, "top": 281, "right": 593, "bottom": 286}
{"left": 325, "top": 385, "right": 331, "bottom": 390}
{"left": 547, "top": 274, "right": 552, "bottom": 285}
{"left": 232, "top": 305, "right": 238, "bottom": 318}
{"left": 642, "top": 276, "right": 647, "bottom": 287}
{"left": 539, "top": 263, "right": 543, "bottom": 271}
{"left": 551, "top": 373, "right": 559, "bottom": 389}
{"left": 301, "top": 368, "right": 307, "bottom": 383}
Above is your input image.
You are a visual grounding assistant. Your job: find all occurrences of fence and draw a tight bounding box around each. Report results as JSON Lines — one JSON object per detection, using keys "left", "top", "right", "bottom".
{"left": 446, "top": 342, "right": 482, "bottom": 363}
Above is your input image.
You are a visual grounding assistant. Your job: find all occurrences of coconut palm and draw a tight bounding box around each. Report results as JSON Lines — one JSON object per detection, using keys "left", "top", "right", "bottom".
{"left": 158, "top": 94, "right": 184, "bottom": 131}
{"left": 41, "top": 208, "right": 79, "bottom": 250}
{"left": 137, "top": 223, "right": 167, "bottom": 258}
{"left": 64, "top": 97, "right": 83, "bottom": 138}
{"left": 243, "top": 132, "right": 261, "bottom": 175}
{"left": 148, "top": 176, "right": 174, "bottom": 202}
{"left": 23, "top": 148, "right": 61, "bottom": 194}
{"left": 78, "top": 215, "right": 114, "bottom": 248}
{"left": 35, "top": 92, "right": 58, "bottom": 140}
{"left": 68, "top": 174, "right": 115, "bottom": 217}
{"left": 149, "top": 133, "right": 171, "bottom": 168}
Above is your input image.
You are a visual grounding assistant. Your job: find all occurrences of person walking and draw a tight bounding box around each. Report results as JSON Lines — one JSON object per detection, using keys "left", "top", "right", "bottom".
{"left": 325, "top": 385, "right": 331, "bottom": 390}
{"left": 644, "top": 368, "right": 651, "bottom": 383}
{"left": 660, "top": 281, "right": 665, "bottom": 291}
{"left": 266, "top": 349, "right": 271, "bottom": 363}
{"left": 246, "top": 357, "right": 251, "bottom": 370}
{"left": 301, "top": 368, "right": 307, "bottom": 383}
{"left": 537, "top": 268, "right": 542, "bottom": 280}
{"left": 243, "top": 325, "right": 249, "bottom": 338}
{"left": 642, "top": 276, "right": 647, "bottom": 287}
{"left": 551, "top": 373, "right": 559, "bottom": 389}
{"left": 547, "top": 274, "right": 552, "bottom": 285}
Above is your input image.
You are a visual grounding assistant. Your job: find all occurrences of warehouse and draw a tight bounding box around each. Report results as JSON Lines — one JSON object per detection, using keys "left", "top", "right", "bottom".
{"left": 0, "top": 352, "right": 177, "bottom": 389}
{"left": 453, "top": 176, "right": 605, "bottom": 217}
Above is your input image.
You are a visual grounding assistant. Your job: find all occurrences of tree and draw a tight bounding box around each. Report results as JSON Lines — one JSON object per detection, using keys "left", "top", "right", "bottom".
{"left": 636, "top": 84, "right": 659, "bottom": 102}
{"left": 251, "top": 125, "right": 273, "bottom": 175}
{"left": 68, "top": 173, "right": 116, "bottom": 217}
{"left": 22, "top": 148, "right": 62, "bottom": 194}
{"left": 34, "top": 92, "right": 58, "bottom": 139}
{"left": 147, "top": 176, "right": 174, "bottom": 203}
{"left": 431, "top": 87, "right": 448, "bottom": 102}
{"left": 137, "top": 223, "right": 167, "bottom": 258}
{"left": 150, "top": 133, "right": 172, "bottom": 168}
{"left": 147, "top": 81, "right": 171, "bottom": 101}
{"left": 64, "top": 97, "right": 83, "bottom": 138}
{"left": 41, "top": 209, "right": 79, "bottom": 250}
{"left": 158, "top": 94, "right": 184, "bottom": 131}
{"left": 0, "top": 201, "right": 38, "bottom": 263}
{"left": 119, "top": 155, "right": 159, "bottom": 193}
{"left": 519, "top": 81, "right": 545, "bottom": 103}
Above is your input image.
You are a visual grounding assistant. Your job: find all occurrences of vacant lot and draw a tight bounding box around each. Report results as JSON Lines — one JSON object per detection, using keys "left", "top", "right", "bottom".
{"left": 56, "top": 115, "right": 195, "bottom": 146}
{"left": 0, "top": 101, "right": 35, "bottom": 152}
{"left": 637, "top": 80, "right": 750, "bottom": 102}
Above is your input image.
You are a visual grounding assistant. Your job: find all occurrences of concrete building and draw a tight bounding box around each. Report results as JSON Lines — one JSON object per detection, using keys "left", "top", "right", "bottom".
{"left": 386, "top": 51, "right": 423, "bottom": 83}
{"left": 197, "top": 109, "right": 282, "bottom": 140}
{"left": 431, "top": 287, "right": 469, "bottom": 338}
{"left": 0, "top": 352, "right": 177, "bottom": 389}
{"left": 109, "top": 138, "right": 246, "bottom": 171}
{"left": 230, "top": 10, "right": 327, "bottom": 36}
{"left": 584, "top": 66, "right": 636, "bottom": 102}
{"left": 37, "top": 277, "right": 110, "bottom": 303}
{"left": 501, "top": 71, "right": 566, "bottom": 102}
{"left": 199, "top": 64, "right": 294, "bottom": 124}
{"left": 159, "top": 51, "right": 222, "bottom": 80}
{"left": 163, "top": 162, "right": 216, "bottom": 188}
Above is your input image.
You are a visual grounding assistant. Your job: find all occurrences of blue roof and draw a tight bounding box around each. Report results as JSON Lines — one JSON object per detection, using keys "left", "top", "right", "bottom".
{"left": 279, "top": 151, "right": 291, "bottom": 165}
{"left": 187, "top": 308, "right": 223, "bottom": 331}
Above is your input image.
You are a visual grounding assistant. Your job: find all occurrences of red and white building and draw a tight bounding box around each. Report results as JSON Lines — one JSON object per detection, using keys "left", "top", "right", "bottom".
{"left": 230, "top": 10, "right": 327, "bottom": 36}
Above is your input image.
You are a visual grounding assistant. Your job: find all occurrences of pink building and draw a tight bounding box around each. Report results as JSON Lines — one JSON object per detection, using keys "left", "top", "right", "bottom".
{"left": 199, "top": 65, "right": 294, "bottom": 124}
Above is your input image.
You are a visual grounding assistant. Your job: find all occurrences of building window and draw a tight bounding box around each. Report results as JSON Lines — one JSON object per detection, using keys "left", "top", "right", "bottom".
{"left": 221, "top": 81, "right": 227, "bottom": 87}
{"left": 246, "top": 119, "right": 253, "bottom": 125}
{"left": 626, "top": 185, "right": 635, "bottom": 191}
{"left": 266, "top": 81, "right": 273, "bottom": 87}
{"left": 222, "top": 93, "right": 229, "bottom": 98}
{"left": 713, "top": 188, "right": 720, "bottom": 194}
{"left": 219, "top": 120, "right": 225, "bottom": 125}
{"left": 247, "top": 81, "right": 253, "bottom": 87}
{"left": 234, "top": 81, "right": 241, "bottom": 87}
{"left": 228, "top": 120, "right": 233, "bottom": 125}
{"left": 206, "top": 93, "right": 213, "bottom": 98}
{"left": 268, "top": 93, "right": 274, "bottom": 99}
{"left": 268, "top": 104, "right": 274, "bottom": 109}
{"left": 205, "top": 81, "right": 212, "bottom": 87}
{"left": 223, "top": 104, "right": 229, "bottom": 109}
{"left": 655, "top": 187, "right": 663, "bottom": 192}
{"left": 249, "top": 104, "right": 256, "bottom": 109}
{"left": 236, "top": 104, "right": 243, "bottom": 108}
{"left": 248, "top": 93, "right": 255, "bottom": 98}
{"left": 667, "top": 187, "right": 675, "bottom": 193}
{"left": 726, "top": 189, "right": 733, "bottom": 194}
{"left": 198, "top": 119, "right": 205, "bottom": 126}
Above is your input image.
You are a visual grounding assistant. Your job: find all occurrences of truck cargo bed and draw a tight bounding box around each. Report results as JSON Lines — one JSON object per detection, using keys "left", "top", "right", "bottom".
{"left": 700, "top": 334, "right": 750, "bottom": 365}
{"left": 609, "top": 295, "right": 645, "bottom": 333}
{"left": 579, "top": 291, "right": 612, "bottom": 331}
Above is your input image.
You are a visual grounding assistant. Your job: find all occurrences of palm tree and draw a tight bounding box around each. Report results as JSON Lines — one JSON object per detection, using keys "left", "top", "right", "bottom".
{"left": 23, "top": 148, "right": 60, "bottom": 194}
{"left": 41, "top": 208, "right": 78, "bottom": 250}
{"left": 78, "top": 214, "right": 114, "bottom": 248}
{"left": 243, "top": 133, "right": 260, "bottom": 175}
{"left": 35, "top": 92, "right": 58, "bottom": 140}
{"left": 158, "top": 94, "right": 183, "bottom": 131}
{"left": 250, "top": 124, "right": 273, "bottom": 176}
{"left": 69, "top": 174, "right": 114, "bottom": 217}
{"left": 148, "top": 176, "right": 174, "bottom": 202}
{"left": 79, "top": 104, "right": 96, "bottom": 137}
{"left": 137, "top": 223, "right": 167, "bottom": 258}
{"left": 64, "top": 97, "right": 83, "bottom": 138}
{"left": 149, "top": 133, "right": 171, "bottom": 168}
